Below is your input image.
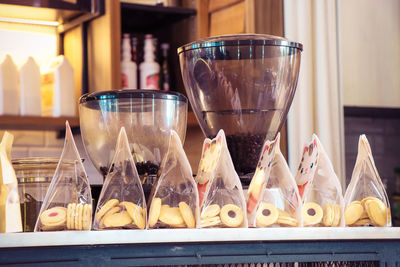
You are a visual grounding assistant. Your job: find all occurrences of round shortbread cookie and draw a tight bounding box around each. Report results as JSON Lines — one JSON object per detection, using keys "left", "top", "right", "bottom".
{"left": 277, "top": 209, "right": 298, "bottom": 227}
{"left": 201, "top": 216, "right": 221, "bottom": 228}
{"left": 96, "top": 199, "right": 119, "bottom": 222}
{"left": 345, "top": 201, "right": 364, "bottom": 225}
{"left": 100, "top": 206, "right": 121, "bottom": 229}
{"left": 365, "top": 199, "right": 387, "bottom": 226}
{"left": 255, "top": 203, "right": 278, "bottom": 227}
{"left": 302, "top": 202, "right": 323, "bottom": 226}
{"left": 159, "top": 206, "right": 184, "bottom": 226}
{"left": 77, "top": 204, "right": 84, "bottom": 230}
{"left": 322, "top": 203, "right": 334, "bottom": 227}
{"left": 364, "top": 197, "right": 386, "bottom": 211}
{"left": 361, "top": 197, "right": 380, "bottom": 207}
{"left": 103, "top": 211, "right": 132, "bottom": 228}
{"left": 148, "top": 197, "right": 162, "bottom": 228}
{"left": 120, "top": 201, "right": 145, "bottom": 230}
{"left": 277, "top": 216, "right": 298, "bottom": 227}
{"left": 332, "top": 204, "right": 341, "bottom": 227}
{"left": 71, "top": 204, "right": 81, "bottom": 230}
{"left": 220, "top": 204, "right": 244, "bottom": 228}
{"left": 40, "top": 207, "right": 67, "bottom": 228}
{"left": 82, "top": 204, "right": 92, "bottom": 230}
{"left": 72, "top": 204, "right": 78, "bottom": 230}
{"left": 67, "top": 203, "right": 76, "bottom": 230}
{"left": 201, "top": 204, "right": 220, "bottom": 219}
{"left": 72, "top": 204, "right": 79, "bottom": 230}
{"left": 178, "top": 202, "right": 195, "bottom": 228}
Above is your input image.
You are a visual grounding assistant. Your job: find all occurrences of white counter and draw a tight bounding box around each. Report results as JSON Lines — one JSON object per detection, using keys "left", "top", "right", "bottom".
{"left": 1, "top": 227, "right": 399, "bottom": 248}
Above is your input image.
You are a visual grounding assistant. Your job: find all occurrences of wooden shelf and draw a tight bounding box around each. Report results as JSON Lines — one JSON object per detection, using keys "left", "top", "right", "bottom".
{"left": 0, "top": 115, "right": 79, "bottom": 131}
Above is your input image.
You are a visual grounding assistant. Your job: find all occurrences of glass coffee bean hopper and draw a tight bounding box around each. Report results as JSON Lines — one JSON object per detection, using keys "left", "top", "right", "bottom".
{"left": 178, "top": 34, "right": 303, "bottom": 184}
{"left": 79, "top": 90, "right": 188, "bottom": 196}
{"left": 12, "top": 157, "right": 58, "bottom": 232}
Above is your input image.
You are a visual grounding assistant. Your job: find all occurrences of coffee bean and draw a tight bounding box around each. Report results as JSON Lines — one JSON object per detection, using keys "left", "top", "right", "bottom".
{"left": 225, "top": 134, "right": 265, "bottom": 176}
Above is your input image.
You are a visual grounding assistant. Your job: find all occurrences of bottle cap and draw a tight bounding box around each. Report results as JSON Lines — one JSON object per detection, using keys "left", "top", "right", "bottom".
{"left": 161, "top": 43, "right": 169, "bottom": 50}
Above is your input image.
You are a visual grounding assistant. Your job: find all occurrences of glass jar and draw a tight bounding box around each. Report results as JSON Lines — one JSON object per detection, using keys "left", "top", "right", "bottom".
{"left": 12, "top": 158, "right": 58, "bottom": 232}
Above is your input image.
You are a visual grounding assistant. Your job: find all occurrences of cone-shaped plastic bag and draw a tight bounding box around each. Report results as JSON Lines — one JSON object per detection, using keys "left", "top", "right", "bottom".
{"left": 35, "top": 122, "right": 92, "bottom": 231}
{"left": 196, "top": 132, "right": 223, "bottom": 208}
{"left": 344, "top": 135, "right": 391, "bottom": 227}
{"left": 247, "top": 133, "right": 302, "bottom": 227}
{"left": 0, "top": 132, "right": 22, "bottom": 233}
{"left": 93, "top": 127, "right": 146, "bottom": 230}
{"left": 148, "top": 130, "right": 199, "bottom": 229}
{"left": 197, "top": 129, "right": 247, "bottom": 228}
{"left": 295, "top": 134, "right": 344, "bottom": 227}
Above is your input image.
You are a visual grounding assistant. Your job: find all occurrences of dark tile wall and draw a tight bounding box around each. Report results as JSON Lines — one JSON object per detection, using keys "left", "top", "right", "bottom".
{"left": 344, "top": 117, "right": 400, "bottom": 197}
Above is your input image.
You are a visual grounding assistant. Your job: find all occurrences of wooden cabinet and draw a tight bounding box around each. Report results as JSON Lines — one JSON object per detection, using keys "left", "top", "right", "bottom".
{"left": 85, "top": 0, "right": 196, "bottom": 96}
{"left": 0, "top": 0, "right": 104, "bottom": 130}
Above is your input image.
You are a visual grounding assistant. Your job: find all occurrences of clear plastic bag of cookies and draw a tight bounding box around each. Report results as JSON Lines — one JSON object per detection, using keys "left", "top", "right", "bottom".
{"left": 247, "top": 133, "right": 302, "bottom": 228}
{"left": 344, "top": 135, "right": 391, "bottom": 227}
{"left": 148, "top": 130, "right": 199, "bottom": 229}
{"left": 0, "top": 132, "right": 23, "bottom": 233}
{"left": 295, "top": 134, "right": 344, "bottom": 227}
{"left": 198, "top": 130, "right": 248, "bottom": 228}
{"left": 93, "top": 127, "right": 146, "bottom": 230}
{"left": 35, "top": 122, "right": 92, "bottom": 231}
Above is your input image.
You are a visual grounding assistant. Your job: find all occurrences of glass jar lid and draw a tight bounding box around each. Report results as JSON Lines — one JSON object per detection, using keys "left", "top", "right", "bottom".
{"left": 178, "top": 33, "right": 303, "bottom": 54}
{"left": 79, "top": 89, "right": 188, "bottom": 104}
{"left": 12, "top": 157, "right": 59, "bottom": 183}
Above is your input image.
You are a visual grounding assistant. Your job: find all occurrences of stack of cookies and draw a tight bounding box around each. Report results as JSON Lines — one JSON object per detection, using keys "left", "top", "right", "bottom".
{"left": 345, "top": 197, "right": 389, "bottom": 227}
{"left": 39, "top": 203, "right": 92, "bottom": 231}
{"left": 149, "top": 198, "right": 196, "bottom": 228}
{"left": 302, "top": 202, "right": 341, "bottom": 227}
{"left": 255, "top": 203, "right": 298, "bottom": 227}
{"left": 95, "top": 199, "right": 145, "bottom": 229}
{"left": 200, "top": 203, "right": 244, "bottom": 228}
{"left": 67, "top": 203, "right": 92, "bottom": 230}
{"left": 321, "top": 203, "right": 341, "bottom": 227}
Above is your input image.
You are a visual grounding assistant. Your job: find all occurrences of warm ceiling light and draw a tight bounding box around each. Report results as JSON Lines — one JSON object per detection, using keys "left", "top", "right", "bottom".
{"left": 0, "top": 17, "right": 59, "bottom": 27}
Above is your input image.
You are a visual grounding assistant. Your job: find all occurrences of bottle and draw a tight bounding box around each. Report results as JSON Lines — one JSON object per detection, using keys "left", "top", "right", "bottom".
{"left": 0, "top": 54, "right": 19, "bottom": 115}
{"left": 121, "top": 33, "right": 137, "bottom": 89}
{"left": 140, "top": 34, "right": 160, "bottom": 90}
{"left": 41, "top": 55, "right": 75, "bottom": 117}
{"left": 160, "top": 43, "right": 170, "bottom": 91}
{"left": 20, "top": 57, "right": 41, "bottom": 116}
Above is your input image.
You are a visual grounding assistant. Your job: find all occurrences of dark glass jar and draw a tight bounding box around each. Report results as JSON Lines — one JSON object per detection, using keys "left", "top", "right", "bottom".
{"left": 12, "top": 158, "right": 58, "bottom": 232}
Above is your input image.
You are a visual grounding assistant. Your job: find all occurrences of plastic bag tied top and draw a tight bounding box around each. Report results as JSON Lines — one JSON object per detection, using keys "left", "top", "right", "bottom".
{"left": 148, "top": 130, "right": 199, "bottom": 229}
{"left": 35, "top": 121, "right": 92, "bottom": 231}
{"left": 197, "top": 129, "right": 247, "bottom": 228}
{"left": 0, "top": 132, "right": 22, "bottom": 233}
{"left": 344, "top": 134, "right": 391, "bottom": 227}
{"left": 247, "top": 133, "right": 302, "bottom": 227}
{"left": 94, "top": 127, "right": 146, "bottom": 230}
{"left": 295, "top": 134, "right": 344, "bottom": 227}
